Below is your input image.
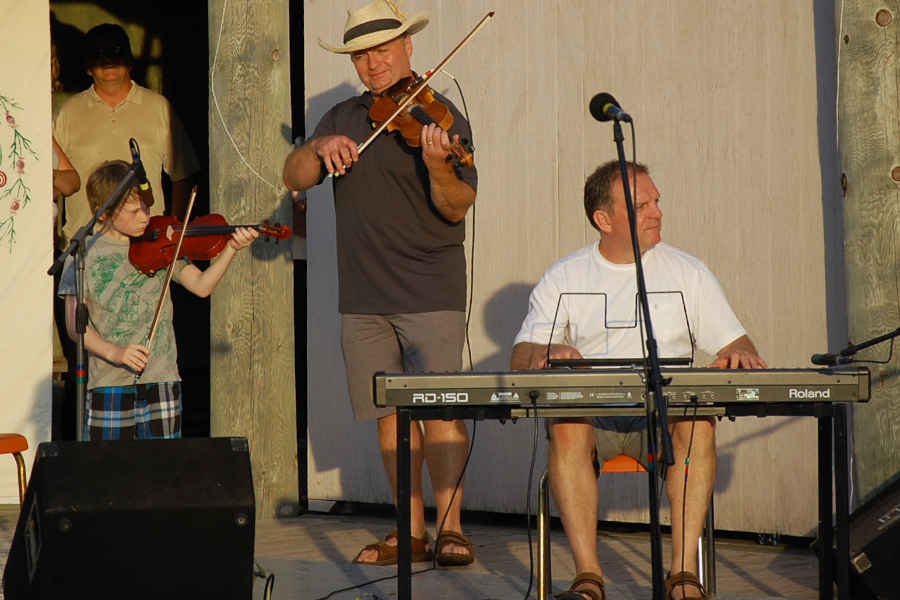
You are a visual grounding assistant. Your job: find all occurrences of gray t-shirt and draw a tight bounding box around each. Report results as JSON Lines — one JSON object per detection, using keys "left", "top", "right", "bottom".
{"left": 311, "top": 90, "right": 478, "bottom": 314}
{"left": 58, "top": 233, "right": 187, "bottom": 389}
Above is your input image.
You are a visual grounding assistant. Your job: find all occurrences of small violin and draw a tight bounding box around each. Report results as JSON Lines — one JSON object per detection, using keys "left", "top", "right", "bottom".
{"left": 368, "top": 75, "right": 474, "bottom": 168}
{"left": 129, "top": 213, "right": 291, "bottom": 275}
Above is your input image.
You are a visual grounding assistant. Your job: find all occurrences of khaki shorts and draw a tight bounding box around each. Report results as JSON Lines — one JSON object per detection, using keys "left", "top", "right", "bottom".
{"left": 547, "top": 416, "right": 656, "bottom": 475}
{"left": 341, "top": 311, "right": 466, "bottom": 422}
{"left": 592, "top": 416, "right": 652, "bottom": 471}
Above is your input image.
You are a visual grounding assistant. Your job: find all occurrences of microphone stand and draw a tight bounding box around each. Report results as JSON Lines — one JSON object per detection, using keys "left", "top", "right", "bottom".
{"left": 48, "top": 161, "right": 145, "bottom": 441}
{"left": 610, "top": 119, "right": 675, "bottom": 600}
{"left": 834, "top": 326, "right": 900, "bottom": 362}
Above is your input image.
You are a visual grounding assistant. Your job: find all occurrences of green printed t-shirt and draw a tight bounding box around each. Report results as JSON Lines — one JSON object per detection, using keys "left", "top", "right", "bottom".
{"left": 58, "top": 233, "right": 187, "bottom": 389}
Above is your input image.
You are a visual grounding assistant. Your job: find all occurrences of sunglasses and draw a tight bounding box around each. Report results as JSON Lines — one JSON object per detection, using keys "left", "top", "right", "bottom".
{"left": 88, "top": 45, "right": 127, "bottom": 60}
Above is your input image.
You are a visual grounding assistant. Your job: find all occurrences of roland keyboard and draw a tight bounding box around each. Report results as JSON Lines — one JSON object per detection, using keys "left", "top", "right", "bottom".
{"left": 373, "top": 367, "right": 870, "bottom": 408}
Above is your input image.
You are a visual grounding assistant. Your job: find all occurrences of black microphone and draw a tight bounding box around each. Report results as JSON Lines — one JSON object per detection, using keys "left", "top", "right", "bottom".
{"left": 129, "top": 138, "right": 150, "bottom": 190}
{"left": 810, "top": 353, "right": 853, "bottom": 367}
{"left": 589, "top": 93, "right": 633, "bottom": 123}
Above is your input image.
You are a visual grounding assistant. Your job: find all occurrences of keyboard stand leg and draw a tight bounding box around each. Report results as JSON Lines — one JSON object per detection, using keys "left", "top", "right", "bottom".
{"left": 834, "top": 404, "right": 850, "bottom": 600}
{"left": 398, "top": 408, "right": 412, "bottom": 600}
{"left": 817, "top": 410, "right": 834, "bottom": 600}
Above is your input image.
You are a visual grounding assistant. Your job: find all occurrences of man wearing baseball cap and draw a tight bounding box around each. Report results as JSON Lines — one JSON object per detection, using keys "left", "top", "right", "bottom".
{"left": 54, "top": 23, "right": 200, "bottom": 245}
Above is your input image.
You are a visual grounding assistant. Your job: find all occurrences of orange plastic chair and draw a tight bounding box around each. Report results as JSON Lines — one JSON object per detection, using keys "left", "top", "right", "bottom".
{"left": 0, "top": 434, "right": 28, "bottom": 504}
{"left": 537, "top": 455, "right": 716, "bottom": 599}
{"left": 600, "top": 454, "right": 648, "bottom": 473}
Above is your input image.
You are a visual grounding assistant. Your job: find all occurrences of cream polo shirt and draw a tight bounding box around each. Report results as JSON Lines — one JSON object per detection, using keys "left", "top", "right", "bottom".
{"left": 53, "top": 81, "right": 200, "bottom": 244}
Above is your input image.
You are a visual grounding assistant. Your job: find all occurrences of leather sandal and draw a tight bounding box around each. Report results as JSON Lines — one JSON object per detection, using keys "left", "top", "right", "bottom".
{"left": 665, "top": 571, "right": 708, "bottom": 600}
{"left": 435, "top": 529, "right": 475, "bottom": 566}
{"left": 556, "top": 572, "right": 605, "bottom": 600}
{"left": 351, "top": 529, "right": 433, "bottom": 565}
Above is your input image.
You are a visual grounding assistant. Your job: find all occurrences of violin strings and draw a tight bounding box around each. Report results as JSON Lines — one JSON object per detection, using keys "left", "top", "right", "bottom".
{"left": 408, "top": 104, "right": 437, "bottom": 126}
{"left": 407, "top": 104, "right": 469, "bottom": 160}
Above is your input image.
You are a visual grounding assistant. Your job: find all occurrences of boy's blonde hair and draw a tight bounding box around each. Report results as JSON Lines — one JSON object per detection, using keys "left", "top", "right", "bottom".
{"left": 86, "top": 160, "right": 141, "bottom": 220}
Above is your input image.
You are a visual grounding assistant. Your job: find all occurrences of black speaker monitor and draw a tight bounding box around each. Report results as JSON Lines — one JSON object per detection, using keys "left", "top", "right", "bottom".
{"left": 3, "top": 437, "right": 256, "bottom": 600}
{"left": 846, "top": 475, "right": 900, "bottom": 600}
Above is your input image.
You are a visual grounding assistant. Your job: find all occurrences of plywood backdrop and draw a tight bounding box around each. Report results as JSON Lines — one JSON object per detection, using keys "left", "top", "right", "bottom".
{"left": 305, "top": 0, "right": 844, "bottom": 535}
{"left": 0, "top": 1, "right": 53, "bottom": 504}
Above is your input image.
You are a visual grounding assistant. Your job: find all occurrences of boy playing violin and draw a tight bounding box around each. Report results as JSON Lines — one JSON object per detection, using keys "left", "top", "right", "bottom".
{"left": 58, "top": 160, "right": 257, "bottom": 440}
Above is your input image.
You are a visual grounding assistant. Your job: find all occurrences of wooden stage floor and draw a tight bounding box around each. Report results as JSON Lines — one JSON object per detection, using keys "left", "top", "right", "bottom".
{"left": 0, "top": 504, "right": 826, "bottom": 599}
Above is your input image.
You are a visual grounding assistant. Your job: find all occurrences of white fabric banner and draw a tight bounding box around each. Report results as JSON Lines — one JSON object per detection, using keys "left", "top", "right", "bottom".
{"left": 0, "top": 2, "right": 53, "bottom": 503}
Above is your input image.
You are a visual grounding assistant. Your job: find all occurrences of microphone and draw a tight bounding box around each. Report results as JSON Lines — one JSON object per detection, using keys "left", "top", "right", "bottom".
{"left": 589, "top": 93, "right": 633, "bottom": 123}
{"left": 810, "top": 353, "right": 853, "bottom": 367}
{"left": 129, "top": 138, "right": 150, "bottom": 190}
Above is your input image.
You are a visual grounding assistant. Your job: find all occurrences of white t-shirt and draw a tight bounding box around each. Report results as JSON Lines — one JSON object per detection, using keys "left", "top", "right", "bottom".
{"left": 514, "top": 241, "right": 746, "bottom": 363}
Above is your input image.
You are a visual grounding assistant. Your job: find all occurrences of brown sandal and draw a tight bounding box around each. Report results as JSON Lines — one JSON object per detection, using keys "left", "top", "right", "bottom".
{"left": 351, "top": 529, "right": 433, "bottom": 565}
{"left": 665, "top": 571, "right": 708, "bottom": 600}
{"left": 556, "top": 572, "right": 605, "bottom": 600}
{"left": 435, "top": 529, "right": 475, "bottom": 566}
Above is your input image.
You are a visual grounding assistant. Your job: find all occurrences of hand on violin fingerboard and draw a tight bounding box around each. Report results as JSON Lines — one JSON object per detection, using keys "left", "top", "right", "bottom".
{"left": 420, "top": 124, "right": 456, "bottom": 171}
{"left": 228, "top": 227, "right": 259, "bottom": 251}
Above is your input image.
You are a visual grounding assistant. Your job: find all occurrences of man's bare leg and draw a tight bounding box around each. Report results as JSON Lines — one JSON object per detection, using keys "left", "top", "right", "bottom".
{"left": 423, "top": 419, "right": 470, "bottom": 556}
{"left": 666, "top": 417, "right": 716, "bottom": 599}
{"left": 355, "top": 412, "right": 428, "bottom": 562}
{"left": 549, "top": 418, "right": 605, "bottom": 599}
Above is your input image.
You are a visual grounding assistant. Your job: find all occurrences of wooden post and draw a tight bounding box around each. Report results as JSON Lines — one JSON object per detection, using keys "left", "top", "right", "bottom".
{"left": 208, "top": 0, "right": 298, "bottom": 519}
{"left": 837, "top": 1, "right": 900, "bottom": 502}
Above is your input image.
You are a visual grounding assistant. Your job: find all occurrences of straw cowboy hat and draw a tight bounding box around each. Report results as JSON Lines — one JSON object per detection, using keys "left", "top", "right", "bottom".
{"left": 318, "top": 0, "right": 429, "bottom": 54}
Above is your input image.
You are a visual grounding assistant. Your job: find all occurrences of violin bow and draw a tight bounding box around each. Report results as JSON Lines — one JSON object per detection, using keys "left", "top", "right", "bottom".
{"left": 333, "top": 11, "right": 494, "bottom": 171}
{"left": 133, "top": 186, "right": 198, "bottom": 384}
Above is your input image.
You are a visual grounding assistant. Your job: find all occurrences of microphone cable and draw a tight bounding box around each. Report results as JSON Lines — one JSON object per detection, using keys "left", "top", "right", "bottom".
{"left": 520, "top": 397, "right": 542, "bottom": 600}
{"left": 442, "top": 72, "right": 542, "bottom": 599}
{"left": 440, "top": 70, "right": 477, "bottom": 370}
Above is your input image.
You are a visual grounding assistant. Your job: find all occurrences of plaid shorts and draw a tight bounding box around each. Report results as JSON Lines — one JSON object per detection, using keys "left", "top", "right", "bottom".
{"left": 85, "top": 382, "right": 182, "bottom": 441}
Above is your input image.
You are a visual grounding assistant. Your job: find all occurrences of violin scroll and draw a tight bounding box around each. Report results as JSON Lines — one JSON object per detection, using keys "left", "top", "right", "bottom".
{"left": 259, "top": 220, "right": 292, "bottom": 242}
{"left": 368, "top": 75, "right": 475, "bottom": 169}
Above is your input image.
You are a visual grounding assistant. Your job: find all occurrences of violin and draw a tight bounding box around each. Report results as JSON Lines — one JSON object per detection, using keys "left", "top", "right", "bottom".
{"left": 129, "top": 213, "right": 291, "bottom": 275}
{"left": 368, "top": 75, "right": 474, "bottom": 168}
{"left": 343, "top": 12, "right": 493, "bottom": 170}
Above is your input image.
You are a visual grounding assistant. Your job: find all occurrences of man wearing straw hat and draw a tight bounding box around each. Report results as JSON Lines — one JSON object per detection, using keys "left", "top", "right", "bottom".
{"left": 283, "top": 0, "right": 477, "bottom": 567}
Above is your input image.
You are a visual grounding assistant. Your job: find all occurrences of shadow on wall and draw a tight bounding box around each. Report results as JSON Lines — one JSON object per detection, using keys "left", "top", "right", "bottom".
{"left": 472, "top": 282, "right": 536, "bottom": 372}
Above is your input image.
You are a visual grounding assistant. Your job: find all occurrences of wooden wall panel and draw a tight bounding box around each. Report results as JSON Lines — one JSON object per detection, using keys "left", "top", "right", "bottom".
{"left": 837, "top": 0, "right": 900, "bottom": 505}
{"left": 208, "top": 0, "right": 298, "bottom": 519}
{"left": 305, "top": 0, "right": 840, "bottom": 535}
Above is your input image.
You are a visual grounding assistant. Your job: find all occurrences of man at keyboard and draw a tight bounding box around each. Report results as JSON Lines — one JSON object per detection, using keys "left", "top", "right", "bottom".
{"left": 510, "top": 160, "right": 767, "bottom": 600}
